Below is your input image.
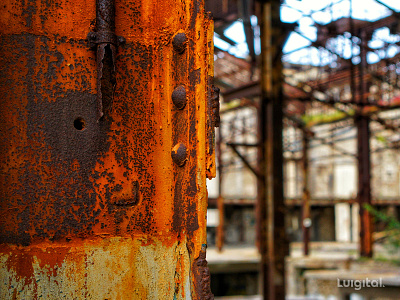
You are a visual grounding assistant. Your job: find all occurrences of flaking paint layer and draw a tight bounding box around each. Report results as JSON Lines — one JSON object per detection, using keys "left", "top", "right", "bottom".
{"left": 0, "top": 237, "right": 192, "bottom": 299}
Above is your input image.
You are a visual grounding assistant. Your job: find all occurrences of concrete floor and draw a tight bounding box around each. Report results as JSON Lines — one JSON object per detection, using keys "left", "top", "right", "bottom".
{"left": 209, "top": 242, "right": 400, "bottom": 299}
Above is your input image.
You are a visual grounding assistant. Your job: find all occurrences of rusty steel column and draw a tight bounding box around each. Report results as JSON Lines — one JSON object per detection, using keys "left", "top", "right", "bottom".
{"left": 302, "top": 131, "right": 311, "bottom": 256}
{"left": 0, "top": 1, "right": 217, "bottom": 299}
{"left": 357, "top": 29, "right": 373, "bottom": 257}
{"left": 259, "top": 0, "right": 288, "bottom": 299}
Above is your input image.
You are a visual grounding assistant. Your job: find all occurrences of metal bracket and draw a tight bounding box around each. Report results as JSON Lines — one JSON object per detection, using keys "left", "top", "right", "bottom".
{"left": 87, "top": 0, "right": 125, "bottom": 121}
{"left": 87, "top": 31, "right": 125, "bottom": 49}
{"left": 210, "top": 85, "right": 220, "bottom": 128}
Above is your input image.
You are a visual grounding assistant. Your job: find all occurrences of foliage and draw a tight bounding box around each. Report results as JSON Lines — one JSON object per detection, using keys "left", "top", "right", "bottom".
{"left": 364, "top": 204, "right": 400, "bottom": 251}
{"left": 375, "top": 135, "right": 387, "bottom": 145}
{"left": 301, "top": 110, "right": 351, "bottom": 127}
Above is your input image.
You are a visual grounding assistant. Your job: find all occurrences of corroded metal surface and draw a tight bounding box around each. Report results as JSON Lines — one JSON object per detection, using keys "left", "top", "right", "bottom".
{"left": 87, "top": 0, "right": 123, "bottom": 120}
{"left": 193, "top": 245, "right": 214, "bottom": 300}
{"left": 0, "top": 0, "right": 216, "bottom": 298}
{"left": 205, "top": 80, "right": 220, "bottom": 178}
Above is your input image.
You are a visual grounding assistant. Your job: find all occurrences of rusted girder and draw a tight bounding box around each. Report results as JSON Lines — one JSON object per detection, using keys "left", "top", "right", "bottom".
{"left": 238, "top": 0, "right": 256, "bottom": 78}
{"left": 216, "top": 196, "right": 225, "bottom": 252}
{"left": 357, "top": 113, "right": 373, "bottom": 257}
{"left": 216, "top": 126, "right": 225, "bottom": 252}
{"left": 227, "top": 143, "right": 262, "bottom": 178}
{"left": 222, "top": 80, "right": 261, "bottom": 103}
{"left": 0, "top": 0, "right": 217, "bottom": 299}
{"left": 258, "top": 0, "right": 288, "bottom": 299}
{"left": 283, "top": 111, "right": 356, "bottom": 158}
{"left": 357, "top": 29, "right": 373, "bottom": 257}
{"left": 285, "top": 79, "right": 400, "bottom": 135}
{"left": 301, "top": 132, "right": 311, "bottom": 256}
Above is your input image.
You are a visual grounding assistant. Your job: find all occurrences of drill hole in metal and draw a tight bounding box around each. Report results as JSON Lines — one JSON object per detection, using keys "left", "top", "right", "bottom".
{"left": 74, "top": 117, "right": 86, "bottom": 130}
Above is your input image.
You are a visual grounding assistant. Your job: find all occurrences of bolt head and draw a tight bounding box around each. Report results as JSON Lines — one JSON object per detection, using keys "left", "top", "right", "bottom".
{"left": 171, "top": 143, "right": 187, "bottom": 166}
{"left": 172, "top": 32, "right": 187, "bottom": 53}
{"left": 172, "top": 86, "right": 187, "bottom": 109}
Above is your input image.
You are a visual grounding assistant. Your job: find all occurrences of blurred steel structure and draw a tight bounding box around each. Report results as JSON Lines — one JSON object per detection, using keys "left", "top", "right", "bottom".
{"left": 0, "top": 0, "right": 218, "bottom": 299}
{"left": 258, "top": 1, "right": 289, "bottom": 299}
{"left": 207, "top": 0, "right": 400, "bottom": 298}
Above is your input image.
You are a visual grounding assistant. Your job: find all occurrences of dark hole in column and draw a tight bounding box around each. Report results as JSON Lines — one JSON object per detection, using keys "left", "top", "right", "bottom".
{"left": 74, "top": 117, "right": 86, "bottom": 130}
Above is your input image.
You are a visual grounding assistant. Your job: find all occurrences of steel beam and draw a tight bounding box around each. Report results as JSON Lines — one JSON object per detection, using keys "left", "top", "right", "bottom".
{"left": 258, "top": 1, "right": 288, "bottom": 299}
{"left": 227, "top": 143, "right": 262, "bottom": 178}
{"left": 216, "top": 125, "right": 225, "bottom": 252}
{"left": 222, "top": 80, "right": 261, "bottom": 102}
{"left": 357, "top": 29, "right": 373, "bottom": 257}
{"left": 301, "top": 132, "right": 311, "bottom": 256}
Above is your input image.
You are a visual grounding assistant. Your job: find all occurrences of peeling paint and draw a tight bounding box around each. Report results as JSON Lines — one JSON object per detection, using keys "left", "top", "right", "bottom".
{"left": 0, "top": 237, "right": 191, "bottom": 299}
{"left": 192, "top": 245, "right": 214, "bottom": 300}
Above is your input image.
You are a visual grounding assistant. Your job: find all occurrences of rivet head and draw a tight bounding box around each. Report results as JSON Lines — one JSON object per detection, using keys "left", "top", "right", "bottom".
{"left": 171, "top": 143, "right": 187, "bottom": 166}
{"left": 172, "top": 32, "right": 187, "bottom": 53}
{"left": 172, "top": 86, "right": 187, "bottom": 109}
